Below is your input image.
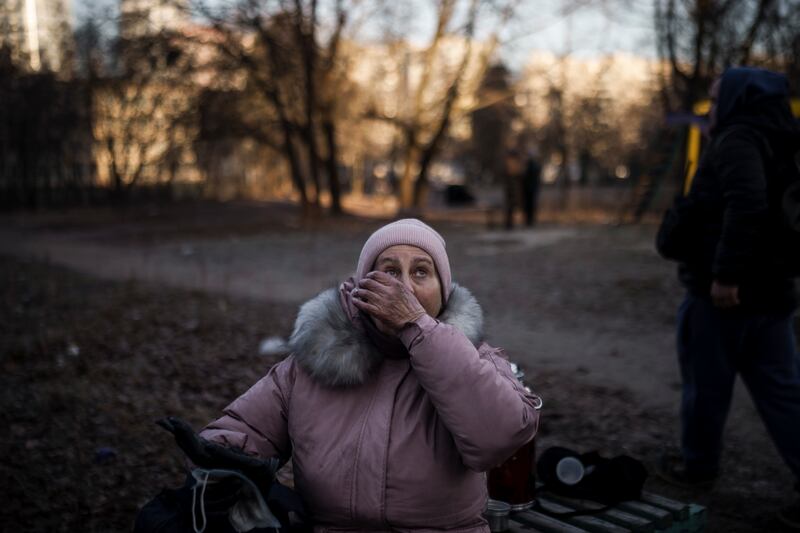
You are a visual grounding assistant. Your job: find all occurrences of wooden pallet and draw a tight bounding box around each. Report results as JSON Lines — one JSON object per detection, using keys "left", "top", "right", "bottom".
{"left": 503, "top": 491, "right": 706, "bottom": 533}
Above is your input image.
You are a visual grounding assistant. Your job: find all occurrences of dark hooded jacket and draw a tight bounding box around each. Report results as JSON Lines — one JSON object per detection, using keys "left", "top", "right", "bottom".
{"left": 663, "top": 67, "right": 800, "bottom": 312}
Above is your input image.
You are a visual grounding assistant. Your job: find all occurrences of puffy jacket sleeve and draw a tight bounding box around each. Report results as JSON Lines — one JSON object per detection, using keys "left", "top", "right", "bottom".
{"left": 399, "top": 314, "right": 541, "bottom": 472}
{"left": 199, "top": 356, "right": 296, "bottom": 462}
{"left": 712, "top": 128, "right": 770, "bottom": 283}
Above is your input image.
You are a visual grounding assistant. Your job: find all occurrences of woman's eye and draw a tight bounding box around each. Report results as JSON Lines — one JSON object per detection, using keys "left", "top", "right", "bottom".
{"left": 386, "top": 269, "right": 399, "bottom": 277}
{"left": 414, "top": 269, "right": 428, "bottom": 278}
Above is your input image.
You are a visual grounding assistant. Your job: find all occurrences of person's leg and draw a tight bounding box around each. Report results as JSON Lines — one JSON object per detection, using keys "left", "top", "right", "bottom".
{"left": 738, "top": 310, "right": 800, "bottom": 484}
{"left": 523, "top": 185, "right": 534, "bottom": 226}
{"left": 504, "top": 179, "right": 514, "bottom": 230}
{"left": 677, "top": 295, "right": 741, "bottom": 476}
{"left": 739, "top": 310, "right": 800, "bottom": 530}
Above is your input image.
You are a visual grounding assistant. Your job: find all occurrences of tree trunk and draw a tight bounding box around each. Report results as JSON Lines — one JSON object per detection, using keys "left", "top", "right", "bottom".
{"left": 399, "top": 144, "right": 418, "bottom": 210}
{"left": 107, "top": 138, "right": 125, "bottom": 205}
{"left": 322, "top": 118, "right": 342, "bottom": 214}
{"left": 301, "top": 126, "right": 322, "bottom": 204}
{"left": 413, "top": 75, "right": 462, "bottom": 208}
{"left": 296, "top": 1, "right": 322, "bottom": 206}
{"left": 281, "top": 119, "right": 309, "bottom": 209}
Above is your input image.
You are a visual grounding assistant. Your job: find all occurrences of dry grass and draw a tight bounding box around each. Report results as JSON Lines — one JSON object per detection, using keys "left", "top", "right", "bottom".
{"left": 0, "top": 254, "right": 293, "bottom": 532}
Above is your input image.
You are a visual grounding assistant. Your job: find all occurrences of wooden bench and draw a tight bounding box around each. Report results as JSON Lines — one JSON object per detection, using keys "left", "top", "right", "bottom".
{"left": 502, "top": 491, "right": 706, "bottom": 533}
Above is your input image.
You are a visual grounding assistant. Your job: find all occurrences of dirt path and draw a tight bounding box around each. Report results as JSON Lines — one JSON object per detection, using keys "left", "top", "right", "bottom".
{"left": 0, "top": 208, "right": 778, "bottom": 411}
{"left": 1, "top": 221, "right": 671, "bottom": 398}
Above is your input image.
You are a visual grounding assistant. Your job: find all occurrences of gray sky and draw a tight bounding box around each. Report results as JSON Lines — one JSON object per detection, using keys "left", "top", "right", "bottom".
{"left": 69, "top": 0, "right": 658, "bottom": 70}
{"left": 353, "top": 0, "right": 657, "bottom": 71}
{"left": 504, "top": 1, "right": 656, "bottom": 61}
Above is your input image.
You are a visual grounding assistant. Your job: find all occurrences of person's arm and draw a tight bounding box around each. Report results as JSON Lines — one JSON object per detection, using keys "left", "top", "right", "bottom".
{"left": 400, "top": 315, "right": 541, "bottom": 472}
{"left": 711, "top": 128, "right": 770, "bottom": 306}
{"left": 352, "top": 271, "right": 540, "bottom": 471}
{"left": 200, "top": 357, "right": 296, "bottom": 463}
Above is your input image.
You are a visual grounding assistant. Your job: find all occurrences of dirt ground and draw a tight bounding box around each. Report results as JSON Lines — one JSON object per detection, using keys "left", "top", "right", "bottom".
{"left": 1, "top": 201, "right": 797, "bottom": 532}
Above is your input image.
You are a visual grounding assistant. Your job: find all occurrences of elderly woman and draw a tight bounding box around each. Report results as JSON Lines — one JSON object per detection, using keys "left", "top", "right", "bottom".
{"left": 201, "top": 219, "right": 541, "bottom": 531}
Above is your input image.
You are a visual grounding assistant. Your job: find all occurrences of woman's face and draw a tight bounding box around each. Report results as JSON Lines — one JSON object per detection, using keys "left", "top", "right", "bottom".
{"left": 373, "top": 245, "right": 443, "bottom": 318}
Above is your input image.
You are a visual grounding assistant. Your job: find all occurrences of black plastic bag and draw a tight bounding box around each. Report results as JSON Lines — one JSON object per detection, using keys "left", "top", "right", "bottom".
{"left": 537, "top": 446, "right": 648, "bottom": 505}
{"left": 135, "top": 417, "right": 310, "bottom": 532}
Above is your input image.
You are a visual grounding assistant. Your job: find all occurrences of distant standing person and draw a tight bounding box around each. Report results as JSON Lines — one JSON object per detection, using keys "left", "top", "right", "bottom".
{"left": 522, "top": 149, "right": 542, "bottom": 227}
{"left": 503, "top": 149, "right": 524, "bottom": 230}
{"left": 656, "top": 67, "right": 800, "bottom": 529}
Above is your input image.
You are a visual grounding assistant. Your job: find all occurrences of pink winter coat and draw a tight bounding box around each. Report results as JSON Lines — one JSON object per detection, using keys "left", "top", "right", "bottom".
{"left": 201, "top": 283, "right": 541, "bottom": 532}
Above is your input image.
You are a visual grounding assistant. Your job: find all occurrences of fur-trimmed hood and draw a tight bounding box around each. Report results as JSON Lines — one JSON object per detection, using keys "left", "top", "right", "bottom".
{"left": 288, "top": 284, "right": 483, "bottom": 387}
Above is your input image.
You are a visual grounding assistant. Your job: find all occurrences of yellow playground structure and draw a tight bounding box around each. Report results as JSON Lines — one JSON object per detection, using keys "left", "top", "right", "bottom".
{"left": 684, "top": 99, "right": 800, "bottom": 195}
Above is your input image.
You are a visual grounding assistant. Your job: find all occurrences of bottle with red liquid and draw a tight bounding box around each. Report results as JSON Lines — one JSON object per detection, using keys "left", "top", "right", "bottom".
{"left": 487, "top": 437, "right": 536, "bottom": 510}
{"left": 487, "top": 362, "right": 539, "bottom": 511}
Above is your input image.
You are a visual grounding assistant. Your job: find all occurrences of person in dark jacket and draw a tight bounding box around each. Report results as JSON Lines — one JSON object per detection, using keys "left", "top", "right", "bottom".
{"left": 656, "top": 67, "right": 800, "bottom": 529}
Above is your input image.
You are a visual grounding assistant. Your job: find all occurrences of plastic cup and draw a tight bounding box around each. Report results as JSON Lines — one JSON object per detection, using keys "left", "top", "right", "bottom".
{"left": 556, "top": 456, "right": 585, "bottom": 485}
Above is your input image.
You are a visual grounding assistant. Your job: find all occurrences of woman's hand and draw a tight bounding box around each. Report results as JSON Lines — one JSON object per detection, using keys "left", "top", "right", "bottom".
{"left": 352, "top": 271, "right": 427, "bottom": 334}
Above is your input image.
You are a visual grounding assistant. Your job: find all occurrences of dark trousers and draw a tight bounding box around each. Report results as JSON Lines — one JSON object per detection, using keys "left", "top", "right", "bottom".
{"left": 522, "top": 185, "right": 539, "bottom": 227}
{"left": 677, "top": 294, "right": 800, "bottom": 488}
{"left": 504, "top": 177, "right": 518, "bottom": 230}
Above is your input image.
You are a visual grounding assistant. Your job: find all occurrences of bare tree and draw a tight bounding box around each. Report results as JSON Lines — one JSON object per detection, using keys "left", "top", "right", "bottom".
{"left": 652, "top": 0, "right": 800, "bottom": 194}
{"left": 91, "top": 32, "right": 198, "bottom": 202}
{"left": 0, "top": 44, "right": 92, "bottom": 209}
{"left": 366, "top": 0, "right": 519, "bottom": 210}
{"left": 187, "top": 0, "right": 354, "bottom": 215}
{"left": 655, "top": 0, "right": 800, "bottom": 113}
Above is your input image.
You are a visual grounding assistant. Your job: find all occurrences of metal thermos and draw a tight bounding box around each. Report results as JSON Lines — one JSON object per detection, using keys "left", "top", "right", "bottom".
{"left": 484, "top": 499, "right": 511, "bottom": 532}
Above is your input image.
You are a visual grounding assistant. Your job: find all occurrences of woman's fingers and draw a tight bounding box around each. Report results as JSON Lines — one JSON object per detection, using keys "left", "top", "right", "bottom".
{"left": 352, "top": 287, "right": 382, "bottom": 303}
{"left": 352, "top": 296, "right": 381, "bottom": 315}
{"left": 352, "top": 287, "right": 397, "bottom": 320}
{"left": 356, "top": 271, "right": 426, "bottom": 333}
{"left": 365, "top": 270, "right": 391, "bottom": 280}
{"left": 357, "top": 278, "right": 391, "bottom": 293}
{"left": 365, "top": 271, "right": 400, "bottom": 286}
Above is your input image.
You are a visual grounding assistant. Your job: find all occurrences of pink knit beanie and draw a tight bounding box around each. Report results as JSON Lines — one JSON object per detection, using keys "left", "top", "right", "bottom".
{"left": 355, "top": 218, "right": 452, "bottom": 303}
